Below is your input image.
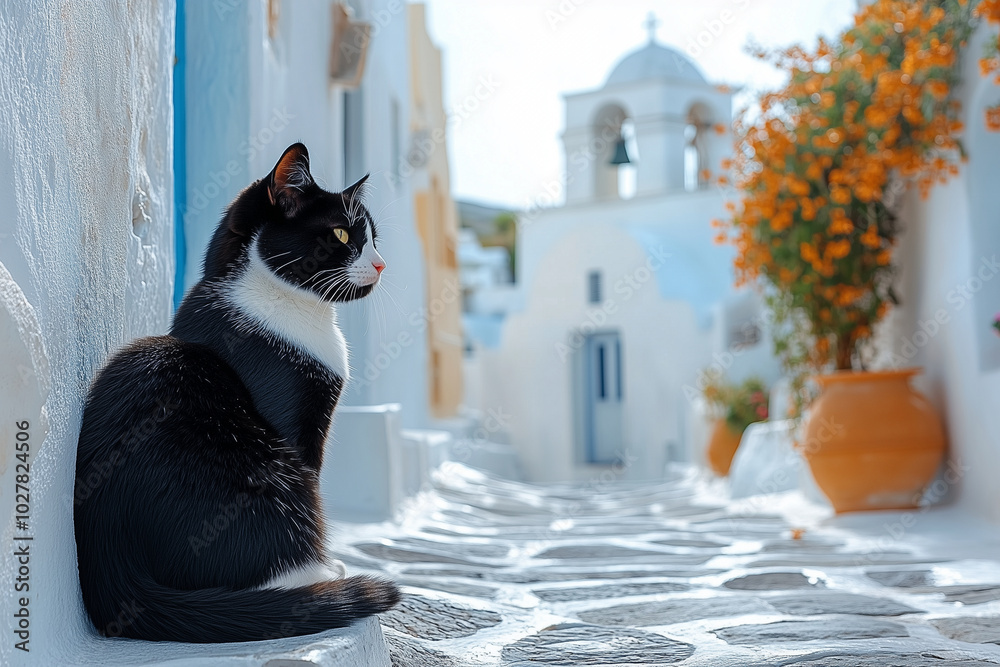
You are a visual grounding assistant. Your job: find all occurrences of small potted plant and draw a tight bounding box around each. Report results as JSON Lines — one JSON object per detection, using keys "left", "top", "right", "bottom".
{"left": 701, "top": 375, "right": 769, "bottom": 476}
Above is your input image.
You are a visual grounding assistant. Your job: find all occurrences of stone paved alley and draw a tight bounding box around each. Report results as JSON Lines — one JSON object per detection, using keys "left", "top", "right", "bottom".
{"left": 333, "top": 464, "right": 1000, "bottom": 666}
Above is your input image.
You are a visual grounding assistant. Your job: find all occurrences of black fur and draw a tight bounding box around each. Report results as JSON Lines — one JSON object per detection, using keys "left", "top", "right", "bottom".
{"left": 74, "top": 144, "right": 399, "bottom": 643}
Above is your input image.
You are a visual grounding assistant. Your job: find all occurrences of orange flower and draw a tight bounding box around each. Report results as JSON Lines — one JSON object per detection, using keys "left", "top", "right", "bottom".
{"left": 828, "top": 212, "right": 854, "bottom": 235}
{"left": 987, "top": 106, "right": 1000, "bottom": 132}
{"left": 927, "top": 80, "right": 949, "bottom": 100}
{"left": 974, "top": 0, "right": 1000, "bottom": 22}
{"left": 826, "top": 239, "right": 851, "bottom": 259}
{"left": 860, "top": 224, "right": 881, "bottom": 249}
{"left": 771, "top": 211, "right": 793, "bottom": 232}
{"left": 830, "top": 187, "right": 852, "bottom": 205}
{"left": 800, "top": 242, "right": 819, "bottom": 264}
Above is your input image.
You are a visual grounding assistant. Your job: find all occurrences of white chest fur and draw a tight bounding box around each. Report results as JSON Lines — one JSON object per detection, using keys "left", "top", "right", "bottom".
{"left": 223, "top": 244, "right": 350, "bottom": 381}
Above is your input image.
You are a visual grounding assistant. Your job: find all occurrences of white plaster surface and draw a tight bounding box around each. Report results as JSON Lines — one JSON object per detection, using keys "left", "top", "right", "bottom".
{"left": 0, "top": 2, "right": 175, "bottom": 664}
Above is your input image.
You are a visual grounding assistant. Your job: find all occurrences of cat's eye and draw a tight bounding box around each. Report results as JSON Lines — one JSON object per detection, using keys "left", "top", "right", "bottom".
{"left": 333, "top": 228, "right": 349, "bottom": 244}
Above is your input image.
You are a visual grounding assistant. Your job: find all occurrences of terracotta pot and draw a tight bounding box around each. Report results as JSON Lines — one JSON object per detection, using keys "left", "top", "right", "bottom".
{"left": 800, "top": 368, "right": 945, "bottom": 513}
{"left": 707, "top": 419, "right": 744, "bottom": 476}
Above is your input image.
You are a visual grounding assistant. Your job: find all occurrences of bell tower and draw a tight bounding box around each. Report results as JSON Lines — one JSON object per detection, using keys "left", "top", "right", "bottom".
{"left": 560, "top": 18, "right": 733, "bottom": 204}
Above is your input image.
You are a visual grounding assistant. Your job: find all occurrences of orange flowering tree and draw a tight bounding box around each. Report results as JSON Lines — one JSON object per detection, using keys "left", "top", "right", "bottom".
{"left": 718, "top": 0, "right": 996, "bottom": 404}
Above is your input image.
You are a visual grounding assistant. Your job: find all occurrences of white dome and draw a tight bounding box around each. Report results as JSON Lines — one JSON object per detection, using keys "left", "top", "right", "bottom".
{"left": 605, "top": 42, "right": 706, "bottom": 86}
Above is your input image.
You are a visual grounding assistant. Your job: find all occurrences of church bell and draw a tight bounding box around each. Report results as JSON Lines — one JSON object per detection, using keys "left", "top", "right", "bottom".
{"left": 609, "top": 136, "right": 631, "bottom": 165}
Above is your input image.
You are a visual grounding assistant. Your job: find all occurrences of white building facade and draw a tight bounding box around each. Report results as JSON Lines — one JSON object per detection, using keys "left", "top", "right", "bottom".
{"left": 471, "top": 39, "right": 778, "bottom": 483}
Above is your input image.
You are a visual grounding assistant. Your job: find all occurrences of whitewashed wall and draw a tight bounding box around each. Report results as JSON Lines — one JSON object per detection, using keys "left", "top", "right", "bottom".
{"left": 886, "top": 22, "right": 1000, "bottom": 520}
{"left": 0, "top": 1, "right": 175, "bottom": 664}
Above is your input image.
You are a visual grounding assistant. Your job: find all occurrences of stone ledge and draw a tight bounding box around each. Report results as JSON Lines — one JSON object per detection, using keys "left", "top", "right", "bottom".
{"left": 54, "top": 617, "right": 390, "bottom": 667}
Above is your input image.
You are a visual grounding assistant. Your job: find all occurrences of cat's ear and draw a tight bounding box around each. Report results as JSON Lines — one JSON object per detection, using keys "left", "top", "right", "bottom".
{"left": 341, "top": 173, "right": 370, "bottom": 203}
{"left": 268, "top": 143, "right": 314, "bottom": 215}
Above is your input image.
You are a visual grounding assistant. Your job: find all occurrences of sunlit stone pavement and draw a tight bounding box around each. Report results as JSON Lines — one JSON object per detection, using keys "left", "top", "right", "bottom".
{"left": 334, "top": 464, "right": 1000, "bottom": 666}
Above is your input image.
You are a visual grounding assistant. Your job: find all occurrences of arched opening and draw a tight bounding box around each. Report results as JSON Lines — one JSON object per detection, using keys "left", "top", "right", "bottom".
{"left": 617, "top": 118, "right": 638, "bottom": 200}
{"left": 592, "top": 103, "right": 634, "bottom": 200}
{"left": 684, "top": 103, "right": 711, "bottom": 192}
{"left": 683, "top": 124, "right": 700, "bottom": 192}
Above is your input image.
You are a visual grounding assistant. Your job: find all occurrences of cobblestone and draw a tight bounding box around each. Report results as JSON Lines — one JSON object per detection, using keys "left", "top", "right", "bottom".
{"left": 501, "top": 624, "right": 694, "bottom": 665}
{"left": 722, "top": 572, "right": 822, "bottom": 590}
{"left": 380, "top": 594, "right": 502, "bottom": 640}
{"left": 713, "top": 618, "right": 909, "bottom": 644}
{"left": 331, "top": 463, "right": 1000, "bottom": 665}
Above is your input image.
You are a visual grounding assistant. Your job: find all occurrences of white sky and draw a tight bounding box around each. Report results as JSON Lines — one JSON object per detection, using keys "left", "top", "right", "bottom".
{"left": 419, "top": 0, "right": 857, "bottom": 209}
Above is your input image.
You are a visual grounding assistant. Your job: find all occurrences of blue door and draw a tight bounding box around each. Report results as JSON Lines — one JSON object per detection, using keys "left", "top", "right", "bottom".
{"left": 584, "top": 332, "right": 624, "bottom": 464}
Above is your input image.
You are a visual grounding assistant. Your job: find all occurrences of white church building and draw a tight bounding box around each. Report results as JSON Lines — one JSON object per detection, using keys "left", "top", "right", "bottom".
{"left": 469, "top": 35, "right": 779, "bottom": 483}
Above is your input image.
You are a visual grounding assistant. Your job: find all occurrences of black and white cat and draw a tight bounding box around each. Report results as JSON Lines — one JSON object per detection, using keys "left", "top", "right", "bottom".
{"left": 74, "top": 144, "right": 400, "bottom": 643}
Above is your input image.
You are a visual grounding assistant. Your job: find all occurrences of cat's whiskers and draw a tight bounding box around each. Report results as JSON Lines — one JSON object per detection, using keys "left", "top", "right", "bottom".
{"left": 321, "top": 275, "right": 348, "bottom": 303}
{"left": 273, "top": 254, "right": 305, "bottom": 274}
{"left": 323, "top": 268, "right": 356, "bottom": 303}
{"left": 359, "top": 278, "right": 381, "bottom": 338}
{"left": 373, "top": 275, "right": 403, "bottom": 315}
{"left": 312, "top": 271, "right": 350, "bottom": 314}
{"left": 313, "top": 277, "right": 336, "bottom": 305}
{"left": 371, "top": 220, "right": 402, "bottom": 235}
{"left": 372, "top": 288, "right": 390, "bottom": 343}
{"left": 378, "top": 275, "right": 407, "bottom": 296}
{"left": 378, "top": 280, "right": 401, "bottom": 343}
{"left": 372, "top": 196, "right": 402, "bottom": 224}
{"left": 345, "top": 188, "right": 368, "bottom": 228}
{"left": 332, "top": 274, "right": 358, "bottom": 303}
{"left": 303, "top": 266, "right": 343, "bottom": 287}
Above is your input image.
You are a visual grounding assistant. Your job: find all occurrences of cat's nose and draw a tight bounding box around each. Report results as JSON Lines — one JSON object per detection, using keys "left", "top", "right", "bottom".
{"left": 372, "top": 259, "right": 385, "bottom": 274}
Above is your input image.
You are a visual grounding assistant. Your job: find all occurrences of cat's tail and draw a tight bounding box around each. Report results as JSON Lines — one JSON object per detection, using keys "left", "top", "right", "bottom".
{"left": 104, "top": 574, "right": 400, "bottom": 643}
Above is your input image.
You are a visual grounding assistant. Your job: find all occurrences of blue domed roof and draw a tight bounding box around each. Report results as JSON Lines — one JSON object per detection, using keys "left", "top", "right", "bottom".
{"left": 606, "top": 42, "right": 706, "bottom": 86}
